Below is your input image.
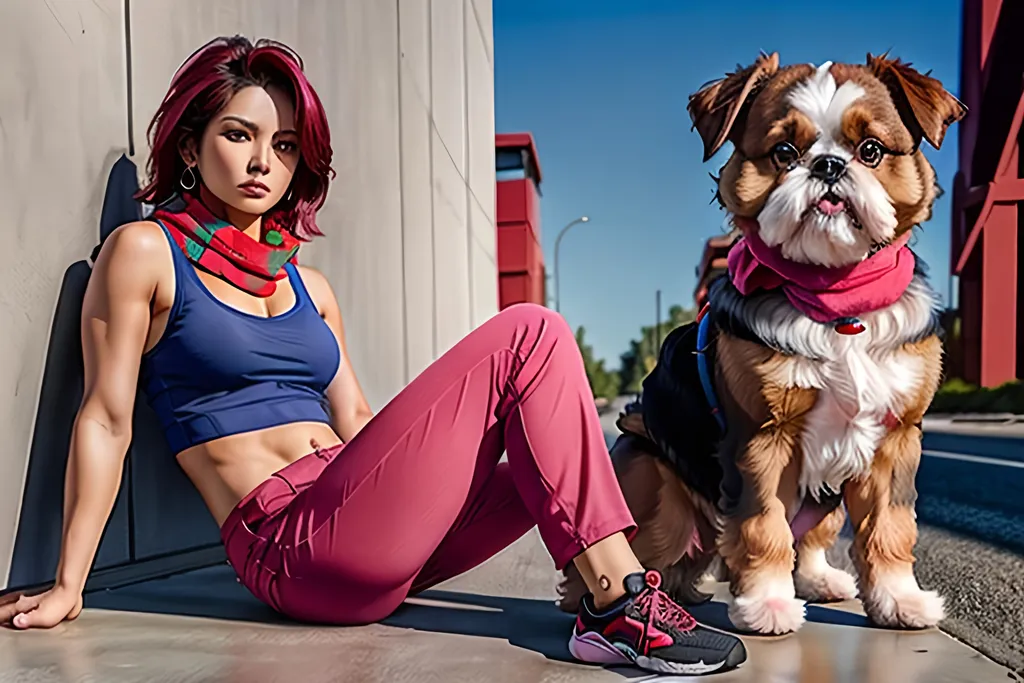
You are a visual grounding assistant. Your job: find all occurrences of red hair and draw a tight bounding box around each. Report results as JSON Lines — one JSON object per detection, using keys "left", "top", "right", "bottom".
{"left": 135, "top": 36, "right": 335, "bottom": 240}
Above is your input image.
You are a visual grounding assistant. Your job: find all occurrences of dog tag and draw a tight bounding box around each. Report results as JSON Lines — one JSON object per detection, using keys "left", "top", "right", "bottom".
{"left": 833, "top": 317, "right": 865, "bottom": 335}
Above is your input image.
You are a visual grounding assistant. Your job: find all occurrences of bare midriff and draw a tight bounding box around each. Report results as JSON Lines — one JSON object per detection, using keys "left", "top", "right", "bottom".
{"left": 176, "top": 420, "right": 343, "bottom": 528}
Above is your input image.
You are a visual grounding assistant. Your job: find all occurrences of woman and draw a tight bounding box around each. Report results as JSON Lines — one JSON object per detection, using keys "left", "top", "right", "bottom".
{"left": 0, "top": 36, "right": 744, "bottom": 676}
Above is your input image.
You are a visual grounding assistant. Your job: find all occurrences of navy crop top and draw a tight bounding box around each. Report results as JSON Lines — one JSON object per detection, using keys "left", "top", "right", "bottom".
{"left": 139, "top": 221, "right": 341, "bottom": 454}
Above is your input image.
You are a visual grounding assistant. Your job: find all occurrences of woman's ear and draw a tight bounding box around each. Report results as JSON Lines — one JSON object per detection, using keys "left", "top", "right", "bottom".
{"left": 177, "top": 135, "right": 198, "bottom": 166}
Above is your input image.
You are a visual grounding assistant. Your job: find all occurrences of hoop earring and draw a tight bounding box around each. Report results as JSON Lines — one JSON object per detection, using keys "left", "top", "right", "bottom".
{"left": 180, "top": 165, "right": 197, "bottom": 191}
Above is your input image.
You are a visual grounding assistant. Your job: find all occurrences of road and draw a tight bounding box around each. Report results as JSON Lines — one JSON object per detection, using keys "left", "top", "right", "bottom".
{"left": 600, "top": 396, "right": 1024, "bottom": 675}
{"left": 913, "top": 424, "right": 1024, "bottom": 673}
{"left": 917, "top": 422, "right": 1024, "bottom": 552}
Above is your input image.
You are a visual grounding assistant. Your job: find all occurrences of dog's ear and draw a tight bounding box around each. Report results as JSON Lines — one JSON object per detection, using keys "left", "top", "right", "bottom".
{"left": 867, "top": 53, "right": 967, "bottom": 150}
{"left": 687, "top": 52, "right": 780, "bottom": 162}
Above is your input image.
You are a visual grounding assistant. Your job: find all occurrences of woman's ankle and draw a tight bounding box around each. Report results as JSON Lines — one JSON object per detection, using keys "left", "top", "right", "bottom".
{"left": 572, "top": 532, "right": 645, "bottom": 610}
{"left": 590, "top": 581, "right": 628, "bottom": 610}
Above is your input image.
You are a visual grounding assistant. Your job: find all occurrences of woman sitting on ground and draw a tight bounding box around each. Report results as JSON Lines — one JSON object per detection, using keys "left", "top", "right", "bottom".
{"left": 0, "top": 36, "right": 744, "bottom": 677}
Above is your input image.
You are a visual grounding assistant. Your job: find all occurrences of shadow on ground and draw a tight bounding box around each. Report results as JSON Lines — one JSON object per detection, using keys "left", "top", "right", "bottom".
{"left": 83, "top": 558, "right": 877, "bottom": 675}
{"left": 84, "top": 564, "right": 284, "bottom": 625}
{"left": 84, "top": 564, "right": 587, "bottom": 665}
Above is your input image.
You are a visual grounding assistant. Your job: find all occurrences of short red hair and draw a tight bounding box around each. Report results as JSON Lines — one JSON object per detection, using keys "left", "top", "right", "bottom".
{"left": 135, "top": 36, "right": 335, "bottom": 240}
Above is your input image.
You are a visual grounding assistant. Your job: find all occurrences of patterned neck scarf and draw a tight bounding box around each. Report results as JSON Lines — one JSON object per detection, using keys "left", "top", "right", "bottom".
{"left": 151, "top": 193, "right": 300, "bottom": 297}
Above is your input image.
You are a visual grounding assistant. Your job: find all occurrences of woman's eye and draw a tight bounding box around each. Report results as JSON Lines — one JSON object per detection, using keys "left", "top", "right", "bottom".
{"left": 856, "top": 138, "right": 885, "bottom": 167}
{"left": 275, "top": 141, "right": 298, "bottom": 153}
{"left": 770, "top": 142, "right": 800, "bottom": 170}
{"left": 224, "top": 130, "right": 249, "bottom": 142}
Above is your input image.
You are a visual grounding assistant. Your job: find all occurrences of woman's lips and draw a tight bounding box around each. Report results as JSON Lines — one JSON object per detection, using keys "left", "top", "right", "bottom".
{"left": 238, "top": 181, "right": 269, "bottom": 198}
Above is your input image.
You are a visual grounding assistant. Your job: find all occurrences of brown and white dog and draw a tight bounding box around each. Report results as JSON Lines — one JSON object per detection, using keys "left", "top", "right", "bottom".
{"left": 558, "top": 53, "right": 966, "bottom": 635}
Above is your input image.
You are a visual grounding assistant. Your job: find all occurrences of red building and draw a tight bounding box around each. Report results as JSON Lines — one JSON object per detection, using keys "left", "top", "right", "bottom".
{"left": 693, "top": 229, "right": 740, "bottom": 309}
{"left": 495, "top": 133, "right": 547, "bottom": 309}
{"left": 950, "top": 0, "right": 1024, "bottom": 387}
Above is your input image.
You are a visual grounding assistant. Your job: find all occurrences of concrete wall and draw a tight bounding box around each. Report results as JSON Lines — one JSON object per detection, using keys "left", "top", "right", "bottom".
{"left": 0, "top": 0, "right": 496, "bottom": 591}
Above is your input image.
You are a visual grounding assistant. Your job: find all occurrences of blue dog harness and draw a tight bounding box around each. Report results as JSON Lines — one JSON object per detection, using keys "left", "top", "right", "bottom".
{"left": 696, "top": 304, "right": 725, "bottom": 433}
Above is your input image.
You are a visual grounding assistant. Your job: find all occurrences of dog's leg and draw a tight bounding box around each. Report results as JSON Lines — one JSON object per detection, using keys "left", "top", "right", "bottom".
{"left": 720, "top": 428, "right": 806, "bottom": 635}
{"left": 793, "top": 504, "right": 857, "bottom": 603}
{"left": 845, "top": 421, "right": 944, "bottom": 629}
{"left": 659, "top": 503, "right": 719, "bottom": 606}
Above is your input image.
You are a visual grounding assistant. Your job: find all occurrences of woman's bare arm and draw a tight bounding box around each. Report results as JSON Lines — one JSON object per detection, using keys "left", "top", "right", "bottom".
{"left": 0, "top": 222, "right": 165, "bottom": 628}
{"left": 298, "top": 266, "right": 374, "bottom": 442}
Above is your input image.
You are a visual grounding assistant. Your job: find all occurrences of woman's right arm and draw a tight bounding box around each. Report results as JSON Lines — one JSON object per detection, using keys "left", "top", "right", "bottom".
{"left": 0, "top": 222, "right": 165, "bottom": 629}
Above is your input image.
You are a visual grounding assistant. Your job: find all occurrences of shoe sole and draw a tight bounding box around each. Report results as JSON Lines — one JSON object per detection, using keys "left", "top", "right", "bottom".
{"left": 568, "top": 629, "right": 743, "bottom": 676}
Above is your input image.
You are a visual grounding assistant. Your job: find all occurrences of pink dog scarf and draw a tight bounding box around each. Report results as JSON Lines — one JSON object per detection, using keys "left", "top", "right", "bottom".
{"left": 726, "top": 217, "right": 916, "bottom": 325}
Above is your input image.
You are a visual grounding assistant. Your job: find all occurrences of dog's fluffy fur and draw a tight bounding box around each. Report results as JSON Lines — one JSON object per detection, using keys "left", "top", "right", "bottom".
{"left": 558, "top": 54, "right": 966, "bottom": 635}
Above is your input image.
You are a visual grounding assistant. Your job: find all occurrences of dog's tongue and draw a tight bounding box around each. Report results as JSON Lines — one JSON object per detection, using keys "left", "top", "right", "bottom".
{"left": 818, "top": 196, "right": 845, "bottom": 216}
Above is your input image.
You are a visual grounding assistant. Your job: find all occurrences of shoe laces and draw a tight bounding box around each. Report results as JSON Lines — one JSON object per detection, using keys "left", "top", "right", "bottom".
{"left": 633, "top": 570, "right": 697, "bottom": 636}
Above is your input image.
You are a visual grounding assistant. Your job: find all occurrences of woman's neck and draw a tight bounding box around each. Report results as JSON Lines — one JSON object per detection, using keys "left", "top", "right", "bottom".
{"left": 198, "top": 186, "right": 262, "bottom": 240}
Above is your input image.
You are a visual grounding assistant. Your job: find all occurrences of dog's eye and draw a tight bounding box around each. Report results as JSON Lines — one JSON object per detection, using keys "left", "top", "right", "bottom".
{"left": 770, "top": 142, "right": 799, "bottom": 171}
{"left": 856, "top": 139, "right": 884, "bottom": 168}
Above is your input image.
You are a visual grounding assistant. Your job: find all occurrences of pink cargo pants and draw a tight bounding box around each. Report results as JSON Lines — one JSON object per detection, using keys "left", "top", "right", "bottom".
{"left": 220, "top": 303, "right": 637, "bottom": 624}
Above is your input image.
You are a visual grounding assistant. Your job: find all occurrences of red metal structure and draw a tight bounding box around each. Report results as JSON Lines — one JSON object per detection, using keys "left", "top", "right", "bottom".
{"left": 950, "top": 0, "right": 1024, "bottom": 387}
{"left": 495, "top": 133, "right": 547, "bottom": 308}
{"left": 693, "top": 229, "right": 740, "bottom": 309}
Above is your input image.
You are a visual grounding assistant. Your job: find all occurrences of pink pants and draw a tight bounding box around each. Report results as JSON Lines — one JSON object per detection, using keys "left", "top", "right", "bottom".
{"left": 220, "top": 303, "right": 636, "bottom": 625}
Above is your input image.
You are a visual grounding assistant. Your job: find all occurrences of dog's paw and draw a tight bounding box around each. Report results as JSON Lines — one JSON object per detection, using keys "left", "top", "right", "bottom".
{"left": 794, "top": 564, "right": 858, "bottom": 603}
{"left": 862, "top": 575, "right": 945, "bottom": 629}
{"left": 728, "top": 578, "right": 806, "bottom": 635}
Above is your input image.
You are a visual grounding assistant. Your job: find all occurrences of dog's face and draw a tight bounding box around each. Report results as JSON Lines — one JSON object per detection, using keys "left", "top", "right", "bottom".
{"left": 689, "top": 54, "right": 966, "bottom": 267}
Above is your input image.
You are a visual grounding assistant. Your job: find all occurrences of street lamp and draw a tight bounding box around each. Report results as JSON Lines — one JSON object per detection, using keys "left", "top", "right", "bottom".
{"left": 553, "top": 215, "right": 589, "bottom": 313}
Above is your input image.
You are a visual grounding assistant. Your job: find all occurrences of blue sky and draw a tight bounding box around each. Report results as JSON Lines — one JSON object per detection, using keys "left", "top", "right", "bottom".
{"left": 493, "top": 0, "right": 963, "bottom": 365}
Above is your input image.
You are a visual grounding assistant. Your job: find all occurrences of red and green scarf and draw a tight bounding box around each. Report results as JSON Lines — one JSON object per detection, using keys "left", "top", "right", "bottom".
{"left": 152, "top": 193, "right": 300, "bottom": 297}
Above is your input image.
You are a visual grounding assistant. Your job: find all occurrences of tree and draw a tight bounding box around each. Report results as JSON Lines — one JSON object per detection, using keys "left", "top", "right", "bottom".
{"left": 575, "top": 325, "right": 621, "bottom": 401}
{"left": 619, "top": 304, "right": 696, "bottom": 394}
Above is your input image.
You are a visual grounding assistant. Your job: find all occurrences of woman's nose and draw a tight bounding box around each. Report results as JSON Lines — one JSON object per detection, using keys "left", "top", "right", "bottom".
{"left": 249, "top": 147, "right": 271, "bottom": 175}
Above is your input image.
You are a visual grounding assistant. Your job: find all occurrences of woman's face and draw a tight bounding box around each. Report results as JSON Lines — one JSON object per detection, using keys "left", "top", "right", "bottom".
{"left": 183, "top": 84, "right": 301, "bottom": 218}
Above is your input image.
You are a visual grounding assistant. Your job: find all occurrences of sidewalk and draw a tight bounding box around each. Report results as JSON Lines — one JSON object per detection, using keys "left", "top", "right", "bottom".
{"left": 0, "top": 527, "right": 1012, "bottom": 682}
{"left": 0, "top": 400, "right": 1015, "bottom": 682}
{"left": 923, "top": 414, "right": 1024, "bottom": 439}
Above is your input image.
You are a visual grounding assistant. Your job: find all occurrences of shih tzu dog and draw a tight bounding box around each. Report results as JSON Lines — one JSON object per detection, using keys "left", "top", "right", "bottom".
{"left": 559, "top": 53, "right": 966, "bottom": 635}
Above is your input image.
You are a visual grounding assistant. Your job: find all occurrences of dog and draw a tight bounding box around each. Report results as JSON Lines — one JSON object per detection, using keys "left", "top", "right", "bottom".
{"left": 558, "top": 53, "right": 966, "bottom": 636}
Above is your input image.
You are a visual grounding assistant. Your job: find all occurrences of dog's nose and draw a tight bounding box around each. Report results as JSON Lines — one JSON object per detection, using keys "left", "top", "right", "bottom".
{"left": 809, "top": 155, "right": 846, "bottom": 185}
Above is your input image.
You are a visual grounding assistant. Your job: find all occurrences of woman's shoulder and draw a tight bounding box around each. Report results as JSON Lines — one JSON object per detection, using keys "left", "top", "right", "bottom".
{"left": 90, "top": 220, "right": 174, "bottom": 295}
{"left": 296, "top": 264, "right": 329, "bottom": 290}
{"left": 295, "top": 265, "right": 341, "bottom": 317}
{"left": 97, "top": 220, "right": 171, "bottom": 264}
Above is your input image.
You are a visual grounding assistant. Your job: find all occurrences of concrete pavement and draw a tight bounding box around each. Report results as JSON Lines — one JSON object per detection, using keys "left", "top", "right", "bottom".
{"left": 0, "top": 527, "right": 1014, "bottom": 683}
{"left": 0, "top": 399, "right": 1017, "bottom": 682}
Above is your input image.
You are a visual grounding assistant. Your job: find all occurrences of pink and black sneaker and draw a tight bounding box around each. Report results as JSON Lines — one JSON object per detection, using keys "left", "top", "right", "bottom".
{"left": 569, "top": 569, "right": 746, "bottom": 676}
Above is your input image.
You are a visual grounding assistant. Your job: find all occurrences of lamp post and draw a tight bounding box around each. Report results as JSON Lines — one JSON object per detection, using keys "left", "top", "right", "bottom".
{"left": 553, "top": 215, "right": 589, "bottom": 314}
{"left": 655, "top": 289, "right": 662, "bottom": 351}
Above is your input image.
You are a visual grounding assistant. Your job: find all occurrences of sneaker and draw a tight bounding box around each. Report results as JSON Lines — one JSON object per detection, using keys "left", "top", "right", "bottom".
{"left": 569, "top": 569, "right": 746, "bottom": 676}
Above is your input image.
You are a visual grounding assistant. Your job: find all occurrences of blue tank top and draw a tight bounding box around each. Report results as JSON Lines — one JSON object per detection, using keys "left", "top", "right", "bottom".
{"left": 139, "top": 221, "right": 341, "bottom": 455}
